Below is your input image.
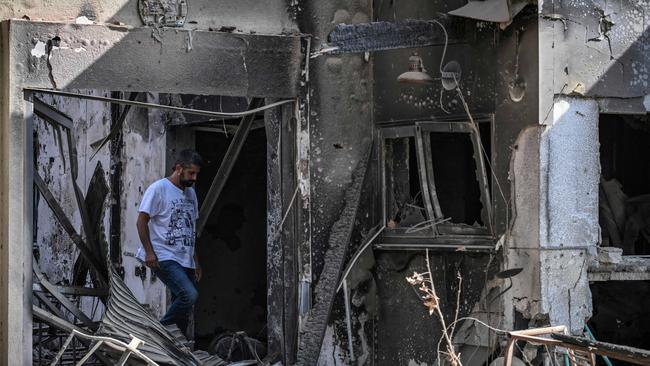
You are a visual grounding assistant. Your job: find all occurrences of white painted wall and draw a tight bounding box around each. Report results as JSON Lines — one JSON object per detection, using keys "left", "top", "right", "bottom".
{"left": 34, "top": 90, "right": 112, "bottom": 321}
{"left": 119, "top": 92, "right": 168, "bottom": 318}
{"left": 34, "top": 91, "right": 169, "bottom": 321}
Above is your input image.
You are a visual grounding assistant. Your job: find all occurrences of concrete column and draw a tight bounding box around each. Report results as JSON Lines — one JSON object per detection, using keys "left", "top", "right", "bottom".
{"left": 539, "top": 96, "right": 599, "bottom": 333}
{"left": 0, "top": 21, "right": 33, "bottom": 366}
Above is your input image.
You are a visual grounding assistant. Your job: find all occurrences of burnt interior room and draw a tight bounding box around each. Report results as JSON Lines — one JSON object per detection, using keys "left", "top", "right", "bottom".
{"left": 189, "top": 102, "right": 269, "bottom": 353}
{"left": 588, "top": 281, "right": 650, "bottom": 365}
{"left": 599, "top": 114, "right": 650, "bottom": 255}
{"left": 30, "top": 90, "right": 272, "bottom": 363}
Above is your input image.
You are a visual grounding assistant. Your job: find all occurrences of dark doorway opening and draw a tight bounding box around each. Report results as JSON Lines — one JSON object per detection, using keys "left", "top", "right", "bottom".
{"left": 588, "top": 281, "right": 650, "bottom": 365}
{"left": 193, "top": 127, "right": 268, "bottom": 351}
{"left": 599, "top": 114, "right": 650, "bottom": 254}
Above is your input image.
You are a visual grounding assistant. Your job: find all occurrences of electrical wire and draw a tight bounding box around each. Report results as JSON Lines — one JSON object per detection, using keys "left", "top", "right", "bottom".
{"left": 435, "top": 316, "right": 509, "bottom": 366}
{"left": 405, "top": 217, "right": 451, "bottom": 234}
{"left": 336, "top": 225, "right": 385, "bottom": 293}
{"left": 25, "top": 88, "right": 295, "bottom": 119}
{"left": 430, "top": 19, "right": 448, "bottom": 76}
{"left": 429, "top": 19, "right": 453, "bottom": 115}
{"left": 453, "top": 73, "right": 510, "bottom": 232}
{"left": 280, "top": 186, "right": 300, "bottom": 229}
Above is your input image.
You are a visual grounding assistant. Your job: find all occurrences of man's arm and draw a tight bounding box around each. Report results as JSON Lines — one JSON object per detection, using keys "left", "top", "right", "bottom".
{"left": 192, "top": 189, "right": 201, "bottom": 281}
{"left": 136, "top": 212, "right": 159, "bottom": 268}
{"left": 194, "top": 251, "right": 202, "bottom": 282}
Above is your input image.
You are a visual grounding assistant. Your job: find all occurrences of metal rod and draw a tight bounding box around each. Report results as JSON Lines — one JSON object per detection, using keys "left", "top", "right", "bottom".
{"left": 33, "top": 305, "right": 84, "bottom": 334}
{"left": 51, "top": 332, "right": 75, "bottom": 366}
{"left": 469, "top": 123, "right": 494, "bottom": 234}
{"left": 337, "top": 225, "right": 385, "bottom": 292}
{"left": 64, "top": 124, "right": 107, "bottom": 287}
{"left": 414, "top": 126, "right": 437, "bottom": 226}
{"left": 189, "top": 120, "right": 265, "bottom": 134}
{"left": 33, "top": 259, "right": 97, "bottom": 330}
{"left": 421, "top": 131, "right": 444, "bottom": 218}
{"left": 373, "top": 243, "right": 494, "bottom": 251}
{"left": 75, "top": 341, "right": 103, "bottom": 366}
{"left": 33, "top": 97, "right": 73, "bottom": 129}
{"left": 32, "top": 306, "right": 113, "bottom": 366}
{"left": 116, "top": 350, "right": 133, "bottom": 366}
{"left": 25, "top": 87, "right": 294, "bottom": 118}
{"left": 33, "top": 172, "right": 108, "bottom": 285}
{"left": 343, "top": 280, "right": 356, "bottom": 362}
{"left": 510, "top": 326, "right": 567, "bottom": 336}
{"left": 196, "top": 98, "right": 264, "bottom": 236}
{"left": 75, "top": 333, "right": 156, "bottom": 366}
{"left": 34, "top": 291, "right": 67, "bottom": 319}
{"left": 33, "top": 283, "right": 108, "bottom": 297}
{"left": 89, "top": 92, "right": 139, "bottom": 160}
{"left": 584, "top": 325, "right": 614, "bottom": 366}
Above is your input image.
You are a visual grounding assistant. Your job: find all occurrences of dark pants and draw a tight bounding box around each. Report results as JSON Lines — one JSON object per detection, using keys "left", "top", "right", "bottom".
{"left": 154, "top": 260, "right": 198, "bottom": 335}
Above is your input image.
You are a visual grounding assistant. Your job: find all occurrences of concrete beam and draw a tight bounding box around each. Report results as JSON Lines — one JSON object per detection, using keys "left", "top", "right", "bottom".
{"left": 10, "top": 20, "right": 302, "bottom": 97}
{"left": 0, "top": 0, "right": 298, "bottom": 35}
{"left": 589, "top": 256, "right": 650, "bottom": 281}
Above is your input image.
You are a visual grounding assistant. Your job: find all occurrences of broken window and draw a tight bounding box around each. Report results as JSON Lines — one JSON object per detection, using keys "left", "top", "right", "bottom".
{"left": 599, "top": 114, "right": 650, "bottom": 255}
{"left": 378, "top": 118, "right": 494, "bottom": 249}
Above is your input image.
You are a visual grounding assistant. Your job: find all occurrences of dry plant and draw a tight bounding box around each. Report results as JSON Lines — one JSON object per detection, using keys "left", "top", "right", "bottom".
{"left": 406, "top": 249, "right": 463, "bottom": 366}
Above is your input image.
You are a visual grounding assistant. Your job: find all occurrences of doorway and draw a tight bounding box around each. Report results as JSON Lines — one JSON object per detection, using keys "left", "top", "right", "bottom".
{"left": 193, "top": 126, "right": 269, "bottom": 350}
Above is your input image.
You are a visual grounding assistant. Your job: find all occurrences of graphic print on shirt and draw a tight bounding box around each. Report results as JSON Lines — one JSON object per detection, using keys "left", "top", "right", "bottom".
{"left": 165, "top": 198, "right": 195, "bottom": 247}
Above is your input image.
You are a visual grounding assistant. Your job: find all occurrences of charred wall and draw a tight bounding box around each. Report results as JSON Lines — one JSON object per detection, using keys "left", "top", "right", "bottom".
{"left": 495, "top": 9, "right": 543, "bottom": 332}
{"left": 1, "top": 0, "right": 302, "bottom": 362}
{"left": 295, "top": 0, "right": 375, "bottom": 364}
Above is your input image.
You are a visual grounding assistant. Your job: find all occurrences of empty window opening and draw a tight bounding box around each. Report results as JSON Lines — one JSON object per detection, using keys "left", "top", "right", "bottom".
{"left": 599, "top": 114, "right": 650, "bottom": 255}
{"left": 429, "top": 132, "right": 483, "bottom": 226}
{"left": 379, "top": 119, "right": 493, "bottom": 249}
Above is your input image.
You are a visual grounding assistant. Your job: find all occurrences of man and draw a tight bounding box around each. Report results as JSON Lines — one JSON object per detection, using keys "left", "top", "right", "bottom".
{"left": 136, "top": 149, "right": 203, "bottom": 335}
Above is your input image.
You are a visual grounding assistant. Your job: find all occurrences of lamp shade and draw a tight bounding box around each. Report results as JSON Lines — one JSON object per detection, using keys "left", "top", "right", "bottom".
{"left": 397, "top": 53, "right": 434, "bottom": 85}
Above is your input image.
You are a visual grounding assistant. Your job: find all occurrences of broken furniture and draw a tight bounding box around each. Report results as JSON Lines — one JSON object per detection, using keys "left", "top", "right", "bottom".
{"left": 503, "top": 326, "right": 650, "bottom": 366}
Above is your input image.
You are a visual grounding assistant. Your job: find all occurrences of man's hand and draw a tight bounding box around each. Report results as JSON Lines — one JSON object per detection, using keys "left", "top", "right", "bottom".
{"left": 144, "top": 251, "right": 159, "bottom": 268}
{"left": 195, "top": 262, "right": 202, "bottom": 282}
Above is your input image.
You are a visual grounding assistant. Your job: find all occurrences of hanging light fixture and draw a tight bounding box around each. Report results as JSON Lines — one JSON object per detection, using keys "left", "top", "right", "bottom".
{"left": 397, "top": 52, "right": 434, "bottom": 85}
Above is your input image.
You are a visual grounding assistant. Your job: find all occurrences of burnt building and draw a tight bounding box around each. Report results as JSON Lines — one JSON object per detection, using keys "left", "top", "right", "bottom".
{"left": 0, "top": 0, "right": 649, "bottom": 365}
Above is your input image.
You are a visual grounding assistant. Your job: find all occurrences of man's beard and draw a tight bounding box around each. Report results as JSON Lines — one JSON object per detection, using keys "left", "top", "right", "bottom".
{"left": 180, "top": 179, "right": 195, "bottom": 188}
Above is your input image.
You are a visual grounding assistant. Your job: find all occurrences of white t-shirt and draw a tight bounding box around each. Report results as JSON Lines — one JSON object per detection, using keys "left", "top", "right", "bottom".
{"left": 136, "top": 178, "right": 199, "bottom": 269}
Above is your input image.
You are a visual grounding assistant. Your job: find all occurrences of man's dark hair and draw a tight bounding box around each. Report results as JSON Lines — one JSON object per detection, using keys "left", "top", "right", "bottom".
{"left": 175, "top": 149, "right": 203, "bottom": 168}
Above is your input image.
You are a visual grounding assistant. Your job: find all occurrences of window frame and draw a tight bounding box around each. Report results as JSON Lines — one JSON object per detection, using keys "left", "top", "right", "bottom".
{"left": 377, "top": 116, "right": 495, "bottom": 250}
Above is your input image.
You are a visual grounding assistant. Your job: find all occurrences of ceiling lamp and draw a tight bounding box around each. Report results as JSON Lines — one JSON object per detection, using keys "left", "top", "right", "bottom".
{"left": 397, "top": 53, "right": 434, "bottom": 85}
